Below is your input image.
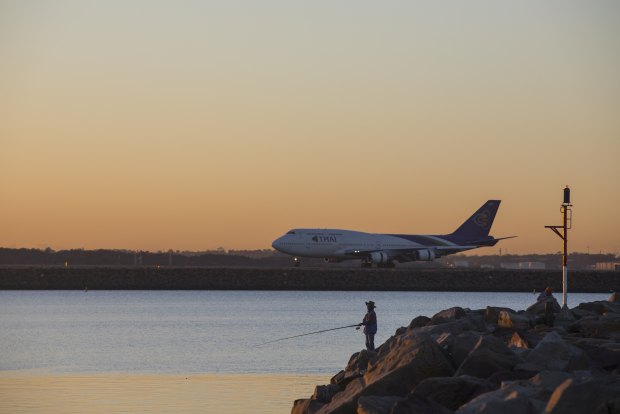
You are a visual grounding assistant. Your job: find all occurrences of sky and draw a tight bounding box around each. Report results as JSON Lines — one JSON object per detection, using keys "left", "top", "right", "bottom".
{"left": 1, "top": 1, "right": 619, "bottom": 254}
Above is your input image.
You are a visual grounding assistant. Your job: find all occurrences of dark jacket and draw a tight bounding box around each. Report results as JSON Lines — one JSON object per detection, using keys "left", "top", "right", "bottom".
{"left": 362, "top": 310, "right": 377, "bottom": 335}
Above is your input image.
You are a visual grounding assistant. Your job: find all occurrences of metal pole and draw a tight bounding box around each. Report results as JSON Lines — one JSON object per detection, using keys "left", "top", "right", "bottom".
{"left": 562, "top": 205, "right": 568, "bottom": 308}
{"left": 545, "top": 186, "right": 572, "bottom": 309}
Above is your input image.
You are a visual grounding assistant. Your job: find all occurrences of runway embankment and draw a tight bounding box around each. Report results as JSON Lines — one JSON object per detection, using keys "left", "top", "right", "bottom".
{"left": 0, "top": 267, "right": 618, "bottom": 292}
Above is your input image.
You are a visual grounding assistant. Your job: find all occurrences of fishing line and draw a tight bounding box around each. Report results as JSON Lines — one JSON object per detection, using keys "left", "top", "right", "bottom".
{"left": 257, "top": 324, "right": 360, "bottom": 346}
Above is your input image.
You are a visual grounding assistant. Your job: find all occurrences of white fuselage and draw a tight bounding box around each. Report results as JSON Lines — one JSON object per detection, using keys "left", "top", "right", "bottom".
{"left": 271, "top": 228, "right": 450, "bottom": 259}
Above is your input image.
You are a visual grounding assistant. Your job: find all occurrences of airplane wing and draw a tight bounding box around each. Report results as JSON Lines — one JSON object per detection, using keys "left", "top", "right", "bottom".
{"left": 341, "top": 245, "right": 476, "bottom": 256}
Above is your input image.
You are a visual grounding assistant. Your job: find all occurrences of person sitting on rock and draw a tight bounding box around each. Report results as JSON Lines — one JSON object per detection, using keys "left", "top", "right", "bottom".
{"left": 357, "top": 301, "right": 377, "bottom": 351}
{"left": 537, "top": 286, "right": 554, "bottom": 301}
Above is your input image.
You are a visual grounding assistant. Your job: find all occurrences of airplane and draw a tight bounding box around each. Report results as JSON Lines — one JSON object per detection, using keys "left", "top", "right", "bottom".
{"left": 271, "top": 200, "right": 515, "bottom": 267}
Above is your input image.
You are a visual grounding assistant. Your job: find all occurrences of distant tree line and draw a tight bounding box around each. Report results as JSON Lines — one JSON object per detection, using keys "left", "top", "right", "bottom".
{"left": 0, "top": 248, "right": 296, "bottom": 267}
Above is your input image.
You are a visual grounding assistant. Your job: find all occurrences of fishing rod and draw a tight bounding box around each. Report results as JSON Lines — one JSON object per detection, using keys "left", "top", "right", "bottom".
{"left": 258, "top": 324, "right": 360, "bottom": 346}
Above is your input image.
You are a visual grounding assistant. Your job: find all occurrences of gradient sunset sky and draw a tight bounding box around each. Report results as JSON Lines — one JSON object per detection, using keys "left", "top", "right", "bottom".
{"left": 1, "top": 1, "right": 618, "bottom": 254}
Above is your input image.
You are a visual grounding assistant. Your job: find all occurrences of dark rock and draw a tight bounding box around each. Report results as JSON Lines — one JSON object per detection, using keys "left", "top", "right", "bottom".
{"left": 331, "top": 349, "right": 377, "bottom": 388}
{"left": 357, "top": 395, "right": 402, "bottom": 414}
{"left": 509, "top": 370, "right": 572, "bottom": 402}
{"left": 456, "top": 335, "right": 521, "bottom": 379}
{"left": 543, "top": 376, "right": 620, "bottom": 414}
{"left": 292, "top": 398, "right": 325, "bottom": 414}
{"left": 552, "top": 307, "right": 576, "bottom": 329}
{"left": 508, "top": 331, "right": 530, "bottom": 349}
{"left": 318, "top": 335, "right": 454, "bottom": 414}
{"left": 570, "top": 307, "right": 598, "bottom": 320}
{"left": 572, "top": 313, "right": 620, "bottom": 340}
{"left": 609, "top": 291, "right": 620, "bottom": 303}
{"left": 486, "top": 370, "right": 536, "bottom": 386}
{"left": 461, "top": 312, "right": 489, "bottom": 332}
{"left": 455, "top": 384, "right": 540, "bottom": 414}
{"left": 412, "top": 375, "right": 494, "bottom": 411}
{"left": 498, "top": 310, "right": 534, "bottom": 330}
{"left": 574, "top": 341, "right": 620, "bottom": 371}
{"left": 429, "top": 307, "right": 467, "bottom": 325}
{"left": 394, "top": 326, "right": 407, "bottom": 336}
{"left": 485, "top": 306, "right": 515, "bottom": 324}
{"left": 575, "top": 301, "right": 618, "bottom": 316}
{"left": 412, "top": 321, "right": 465, "bottom": 341}
{"left": 441, "top": 331, "right": 483, "bottom": 368}
{"left": 517, "top": 331, "right": 590, "bottom": 373}
{"left": 408, "top": 315, "right": 431, "bottom": 329}
{"left": 390, "top": 393, "right": 453, "bottom": 414}
{"left": 313, "top": 384, "right": 341, "bottom": 403}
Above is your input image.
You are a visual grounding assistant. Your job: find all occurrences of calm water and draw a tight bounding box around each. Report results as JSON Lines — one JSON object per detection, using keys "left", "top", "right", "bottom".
{"left": 0, "top": 290, "right": 609, "bottom": 375}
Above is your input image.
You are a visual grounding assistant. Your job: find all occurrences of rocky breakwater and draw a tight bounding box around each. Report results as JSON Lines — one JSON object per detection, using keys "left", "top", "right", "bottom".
{"left": 292, "top": 293, "right": 620, "bottom": 414}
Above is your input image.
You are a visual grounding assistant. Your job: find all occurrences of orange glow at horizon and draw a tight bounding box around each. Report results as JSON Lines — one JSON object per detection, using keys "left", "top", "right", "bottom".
{"left": 1, "top": 1, "right": 619, "bottom": 255}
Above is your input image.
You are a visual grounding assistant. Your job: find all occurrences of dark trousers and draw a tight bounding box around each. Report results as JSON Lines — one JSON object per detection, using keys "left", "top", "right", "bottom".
{"left": 365, "top": 333, "right": 375, "bottom": 351}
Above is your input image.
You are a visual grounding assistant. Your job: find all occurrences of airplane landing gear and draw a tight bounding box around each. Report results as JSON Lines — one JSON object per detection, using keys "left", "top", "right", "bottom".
{"left": 293, "top": 257, "right": 301, "bottom": 267}
{"left": 361, "top": 259, "right": 373, "bottom": 268}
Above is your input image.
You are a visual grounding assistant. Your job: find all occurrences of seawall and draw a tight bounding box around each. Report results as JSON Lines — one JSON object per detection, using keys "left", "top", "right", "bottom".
{"left": 1, "top": 267, "right": 618, "bottom": 292}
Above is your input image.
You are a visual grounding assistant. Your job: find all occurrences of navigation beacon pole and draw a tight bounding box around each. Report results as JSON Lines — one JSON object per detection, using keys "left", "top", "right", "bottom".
{"left": 545, "top": 186, "right": 572, "bottom": 308}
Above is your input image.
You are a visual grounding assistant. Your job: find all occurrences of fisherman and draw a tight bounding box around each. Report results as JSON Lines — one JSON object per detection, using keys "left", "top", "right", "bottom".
{"left": 537, "top": 286, "right": 554, "bottom": 301}
{"left": 357, "top": 301, "right": 377, "bottom": 351}
{"left": 535, "top": 286, "right": 556, "bottom": 326}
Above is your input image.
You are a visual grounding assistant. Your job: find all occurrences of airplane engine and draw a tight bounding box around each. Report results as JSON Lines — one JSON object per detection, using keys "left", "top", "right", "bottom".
{"left": 369, "top": 251, "right": 391, "bottom": 264}
{"left": 416, "top": 249, "right": 436, "bottom": 261}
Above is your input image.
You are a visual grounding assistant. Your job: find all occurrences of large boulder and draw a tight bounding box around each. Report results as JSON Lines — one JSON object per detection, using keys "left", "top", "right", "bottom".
{"left": 441, "top": 331, "right": 484, "bottom": 368}
{"left": 412, "top": 321, "right": 465, "bottom": 339}
{"left": 456, "top": 335, "right": 521, "bottom": 379}
{"left": 507, "top": 370, "right": 572, "bottom": 403}
{"left": 408, "top": 315, "right": 430, "bottom": 329}
{"left": 390, "top": 393, "right": 453, "bottom": 414}
{"left": 317, "top": 334, "right": 454, "bottom": 414}
{"left": 578, "top": 341, "right": 620, "bottom": 371}
{"left": 455, "top": 384, "right": 540, "bottom": 414}
{"left": 543, "top": 376, "right": 620, "bottom": 414}
{"left": 552, "top": 307, "right": 576, "bottom": 329}
{"left": 485, "top": 306, "right": 515, "bottom": 324}
{"left": 292, "top": 398, "right": 325, "bottom": 414}
{"left": 508, "top": 331, "right": 530, "bottom": 349}
{"left": 313, "top": 384, "right": 341, "bottom": 403}
{"left": 575, "top": 300, "right": 620, "bottom": 316}
{"left": 331, "top": 349, "right": 377, "bottom": 388}
{"left": 517, "top": 331, "right": 590, "bottom": 373}
{"left": 571, "top": 313, "right": 620, "bottom": 340}
{"left": 412, "top": 375, "right": 495, "bottom": 411}
{"left": 356, "top": 395, "right": 402, "bottom": 414}
{"left": 498, "top": 310, "right": 534, "bottom": 330}
{"left": 429, "top": 307, "right": 467, "bottom": 325}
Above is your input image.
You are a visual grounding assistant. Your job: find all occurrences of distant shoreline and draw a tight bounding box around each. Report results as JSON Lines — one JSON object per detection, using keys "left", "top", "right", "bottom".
{"left": 0, "top": 267, "right": 618, "bottom": 292}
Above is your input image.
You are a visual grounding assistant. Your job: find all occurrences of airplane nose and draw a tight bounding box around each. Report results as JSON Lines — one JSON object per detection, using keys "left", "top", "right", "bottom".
{"left": 272, "top": 237, "right": 282, "bottom": 251}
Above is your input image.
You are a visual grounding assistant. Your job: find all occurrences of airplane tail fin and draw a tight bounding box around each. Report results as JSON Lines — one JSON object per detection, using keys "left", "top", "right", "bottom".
{"left": 449, "top": 200, "right": 501, "bottom": 242}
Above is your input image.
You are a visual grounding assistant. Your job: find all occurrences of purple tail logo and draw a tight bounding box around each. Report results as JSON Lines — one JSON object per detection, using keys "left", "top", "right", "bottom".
{"left": 474, "top": 210, "right": 491, "bottom": 228}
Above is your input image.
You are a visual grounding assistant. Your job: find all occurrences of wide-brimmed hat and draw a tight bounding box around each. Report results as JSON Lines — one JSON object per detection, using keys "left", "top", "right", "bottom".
{"left": 365, "top": 301, "right": 376, "bottom": 308}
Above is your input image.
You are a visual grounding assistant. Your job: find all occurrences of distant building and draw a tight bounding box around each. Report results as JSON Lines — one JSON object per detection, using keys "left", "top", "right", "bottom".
{"left": 518, "top": 261, "right": 546, "bottom": 270}
{"left": 500, "top": 262, "right": 520, "bottom": 270}
{"left": 595, "top": 262, "right": 620, "bottom": 271}
{"left": 500, "top": 262, "right": 546, "bottom": 270}
{"left": 480, "top": 264, "right": 495, "bottom": 269}
{"left": 454, "top": 260, "right": 470, "bottom": 268}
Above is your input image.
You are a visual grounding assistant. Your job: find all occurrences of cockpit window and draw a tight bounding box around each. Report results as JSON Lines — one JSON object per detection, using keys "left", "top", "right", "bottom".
{"left": 286, "top": 230, "right": 296, "bottom": 234}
